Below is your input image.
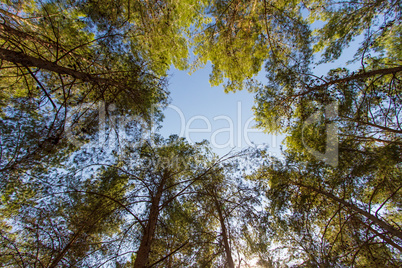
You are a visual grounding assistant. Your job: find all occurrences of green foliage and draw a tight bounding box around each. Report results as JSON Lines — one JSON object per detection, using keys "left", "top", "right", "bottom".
{"left": 1, "top": 0, "right": 401, "bottom": 267}
{"left": 192, "top": 0, "right": 311, "bottom": 92}
{"left": 80, "top": 0, "right": 209, "bottom": 76}
{"left": 0, "top": 0, "right": 170, "bottom": 186}
{"left": 248, "top": 147, "right": 402, "bottom": 266}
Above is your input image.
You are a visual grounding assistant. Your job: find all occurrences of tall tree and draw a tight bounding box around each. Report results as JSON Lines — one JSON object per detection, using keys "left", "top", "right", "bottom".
{"left": 1, "top": 134, "right": 249, "bottom": 267}
{"left": 243, "top": 3, "right": 402, "bottom": 264}
{"left": 0, "top": 0, "right": 169, "bottom": 176}
{"left": 190, "top": 150, "right": 264, "bottom": 268}
{"left": 0, "top": 1, "right": 169, "bottom": 243}
{"left": 248, "top": 144, "right": 402, "bottom": 266}
{"left": 127, "top": 136, "right": 232, "bottom": 267}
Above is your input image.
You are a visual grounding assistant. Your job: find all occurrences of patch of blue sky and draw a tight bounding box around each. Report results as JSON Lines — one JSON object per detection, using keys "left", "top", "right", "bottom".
{"left": 159, "top": 62, "right": 283, "bottom": 157}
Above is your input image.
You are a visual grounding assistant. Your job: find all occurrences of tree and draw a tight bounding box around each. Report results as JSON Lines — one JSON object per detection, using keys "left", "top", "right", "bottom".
{"left": 252, "top": 0, "right": 401, "bottom": 139}
{"left": 127, "top": 138, "right": 255, "bottom": 267}
{"left": 195, "top": 169, "right": 239, "bottom": 268}
{"left": 248, "top": 145, "right": 402, "bottom": 266}
{"left": 1, "top": 1, "right": 401, "bottom": 267}
{"left": 185, "top": 148, "right": 266, "bottom": 268}
{"left": 1, "top": 134, "right": 249, "bottom": 267}
{"left": 0, "top": 0, "right": 169, "bottom": 177}
{"left": 0, "top": 1, "right": 169, "bottom": 245}
{"left": 0, "top": 159, "right": 130, "bottom": 267}
{"left": 242, "top": 3, "right": 402, "bottom": 264}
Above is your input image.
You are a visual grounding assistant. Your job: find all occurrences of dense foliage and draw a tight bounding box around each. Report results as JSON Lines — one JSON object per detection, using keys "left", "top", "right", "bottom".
{"left": 0, "top": 0, "right": 400, "bottom": 267}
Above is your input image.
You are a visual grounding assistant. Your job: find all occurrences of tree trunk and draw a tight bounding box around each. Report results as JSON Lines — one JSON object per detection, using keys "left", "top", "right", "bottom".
{"left": 134, "top": 173, "right": 168, "bottom": 268}
{"left": 213, "top": 195, "right": 235, "bottom": 268}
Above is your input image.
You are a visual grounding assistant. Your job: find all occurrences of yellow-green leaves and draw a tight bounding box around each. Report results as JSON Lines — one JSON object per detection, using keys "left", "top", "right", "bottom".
{"left": 191, "top": 0, "right": 310, "bottom": 92}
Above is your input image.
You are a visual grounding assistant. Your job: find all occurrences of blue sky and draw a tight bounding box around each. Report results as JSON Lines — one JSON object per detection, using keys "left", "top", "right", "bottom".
{"left": 158, "top": 63, "right": 285, "bottom": 157}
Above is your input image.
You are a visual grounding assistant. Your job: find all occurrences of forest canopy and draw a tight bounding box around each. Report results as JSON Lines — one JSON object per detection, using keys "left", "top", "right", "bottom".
{"left": 0, "top": 0, "right": 401, "bottom": 267}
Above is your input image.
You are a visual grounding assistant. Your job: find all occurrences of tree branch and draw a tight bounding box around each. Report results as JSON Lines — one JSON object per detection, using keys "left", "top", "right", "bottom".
{"left": 0, "top": 48, "right": 110, "bottom": 84}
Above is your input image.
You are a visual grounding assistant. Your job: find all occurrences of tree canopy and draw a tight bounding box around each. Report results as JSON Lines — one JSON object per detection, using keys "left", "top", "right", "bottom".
{"left": 0, "top": 0, "right": 401, "bottom": 267}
